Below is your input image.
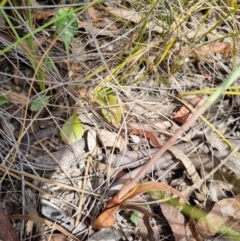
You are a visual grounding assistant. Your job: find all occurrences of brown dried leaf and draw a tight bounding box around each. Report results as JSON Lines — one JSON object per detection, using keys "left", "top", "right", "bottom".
{"left": 196, "top": 196, "right": 240, "bottom": 238}
{"left": 88, "top": 7, "right": 104, "bottom": 22}
{"left": 44, "top": 233, "right": 68, "bottom": 241}
{"left": 161, "top": 203, "right": 196, "bottom": 241}
{"left": 169, "top": 146, "right": 207, "bottom": 195}
{"left": 189, "top": 42, "right": 232, "bottom": 61}
{"left": 34, "top": 9, "right": 58, "bottom": 21}
{"left": 173, "top": 97, "right": 203, "bottom": 124}
{"left": 106, "top": 7, "right": 163, "bottom": 33}
{"left": 0, "top": 89, "right": 28, "bottom": 105}
{"left": 92, "top": 205, "right": 119, "bottom": 229}
{"left": 188, "top": 217, "right": 204, "bottom": 241}
{"left": 129, "top": 129, "right": 161, "bottom": 147}
{"left": 0, "top": 206, "right": 19, "bottom": 241}
{"left": 106, "top": 7, "right": 141, "bottom": 23}
{"left": 98, "top": 129, "right": 125, "bottom": 152}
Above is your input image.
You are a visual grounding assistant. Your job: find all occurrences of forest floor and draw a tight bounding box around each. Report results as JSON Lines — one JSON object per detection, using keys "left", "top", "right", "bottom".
{"left": 1, "top": 0, "right": 240, "bottom": 241}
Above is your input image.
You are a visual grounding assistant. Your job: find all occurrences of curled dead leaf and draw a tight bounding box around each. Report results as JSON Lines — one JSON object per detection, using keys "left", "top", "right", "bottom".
{"left": 98, "top": 129, "right": 125, "bottom": 152}
{"left": 189, "top": 42, "right": 232, "bottom": 61}
{"left": 1, "top": 89, "right": 28, "bottom": 105}
{"left": 130, "top": 129, "right": 161, "bottom": 147}
{"left": 92, "top": 205, "right": 119, "bottom": 229}
{"left": 173, "top": 97, "right": 203, "bottom": 124}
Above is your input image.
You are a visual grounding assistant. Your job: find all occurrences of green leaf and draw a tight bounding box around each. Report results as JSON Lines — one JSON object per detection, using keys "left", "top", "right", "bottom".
{"left": 0, "top": 95, "right": 9, "bottom": 105}
{"left": 60, "top": 111, "right": 84, "bottom": 145}
{"left": 55, "top": 8, "right": 78, "bottom": 50}
{"left": 130, "top": 212, "right": 138, "bottom": 224}
{"left": 30, "top": 95, "right": 51, "bottom": 111}
{"left": 93, "top": 93, "right": 123, "bottom": 124}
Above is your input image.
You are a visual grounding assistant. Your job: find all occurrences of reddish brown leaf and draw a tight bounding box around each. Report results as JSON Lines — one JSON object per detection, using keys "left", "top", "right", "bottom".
{"left": 116, "top": 170, "right": 127, "bottom": 179}
{"left": 173, "top": 97, "right": 203, "bottom": 124}
{"left": 130, "top": 129, "right": 161, "bottom": 147}
{"left": 93, "top": 180, "right": 187, "bottom": 229}
{"left": 0, "top": 206, "right": 19, "bottom": 241}
{"left": 92, "top": 205, "right": 119, "bottom": 229}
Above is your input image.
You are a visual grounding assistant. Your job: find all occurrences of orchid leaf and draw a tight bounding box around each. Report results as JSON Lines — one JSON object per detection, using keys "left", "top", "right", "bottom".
{"left": 0, "top": 95, "right": 9, "bottom": 105}
{"left": 130, "top": 212, "right": 139, "bottom": 224}
{"left": 93, "top": 93, "right": 123, "bottom": 124}
{"left": 60, "top": 111, "right": 84, "bottom": 145}
{"left": 30, "top": 95, "right": 51, "bottom": 111}
{"left": 55, "top": 8, "right": 78, "bottom": 52}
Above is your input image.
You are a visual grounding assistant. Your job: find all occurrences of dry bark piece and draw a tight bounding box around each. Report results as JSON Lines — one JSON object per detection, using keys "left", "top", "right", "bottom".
{"left": 0, "top": 206, "right": 19, "bottom": 241}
